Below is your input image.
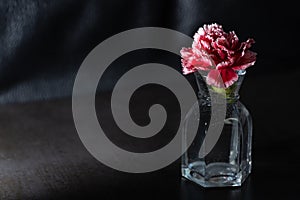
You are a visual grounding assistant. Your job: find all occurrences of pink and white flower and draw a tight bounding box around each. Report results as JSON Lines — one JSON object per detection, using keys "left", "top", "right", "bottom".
{"left": 180, "top": 23, "right": 257, "bottom": 88}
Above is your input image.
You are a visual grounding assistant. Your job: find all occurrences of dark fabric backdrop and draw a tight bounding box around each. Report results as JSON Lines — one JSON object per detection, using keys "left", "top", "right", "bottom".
{"left": 0, "top": 0, "right": 298, "bottom": 103}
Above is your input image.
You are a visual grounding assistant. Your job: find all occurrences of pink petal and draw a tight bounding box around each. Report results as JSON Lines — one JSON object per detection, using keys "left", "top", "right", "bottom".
{"left": 200, "top": 40, "right": 211, "bottom": 50}
{"left": 180, "top": 47, "right": 193, "bottom": 59}
{"left": 207, "top": 69, "right": 225, "bottom": 88}
{"left": 232, "top": 50, "right": 257, "bottom": 70}
{"left": 216, "top": 60, "right": 232, "bottom": 69}
{"left": 180, "top": 47, "right": 214, "bottom": 74}
{"left": 190, "top": 59, "right": 212, "bottom": 70}
{"left": 219, "top": 68, "right": 239, "bottom": 88}
{"left": 228, "top": 31, "right": 239, "bottom": 49}
{"left": 196, "top": 28, "right": 205, "bottom": 37}
{"left": 192, "top": 48, "right": 214, "bottom": 68}
{"left": 240, "top": 38, "right": 255, "bottom": 56}
{"left": 207, "top": 69, "right": 238, "bottom": 88}
{"left": 181, "top": 59, "right": 195, "bottom": 75}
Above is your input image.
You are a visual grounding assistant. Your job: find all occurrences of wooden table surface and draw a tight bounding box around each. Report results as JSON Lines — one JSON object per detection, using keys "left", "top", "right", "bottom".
{"left": 0, "top": 71, "right": 300, "bottom": 199}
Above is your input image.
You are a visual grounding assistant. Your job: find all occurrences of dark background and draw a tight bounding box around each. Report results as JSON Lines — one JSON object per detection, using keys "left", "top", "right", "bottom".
{"left": 0, "top": 0, "right": 298, "bottom": 103}
{"left": 0, "top": 0, "right": 299, "bottom": 199}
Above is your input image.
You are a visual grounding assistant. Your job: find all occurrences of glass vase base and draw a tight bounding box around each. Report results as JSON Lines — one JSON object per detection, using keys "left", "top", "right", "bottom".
{"left": 182, "top": 161, "right": 250, "bottom": 188}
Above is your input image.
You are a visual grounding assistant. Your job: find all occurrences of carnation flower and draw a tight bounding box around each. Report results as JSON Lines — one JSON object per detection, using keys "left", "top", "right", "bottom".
{"left": 180, "top": 23, "right": 257, "bottom": 88}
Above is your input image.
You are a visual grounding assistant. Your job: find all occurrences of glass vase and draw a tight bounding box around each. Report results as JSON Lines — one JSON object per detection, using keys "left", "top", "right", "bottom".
{"left": 181, "top": 70, "right": 252, "bottom": 187}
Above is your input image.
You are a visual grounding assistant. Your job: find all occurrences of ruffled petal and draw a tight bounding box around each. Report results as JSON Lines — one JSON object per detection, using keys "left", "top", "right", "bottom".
{"left": 220, "top": 68, "right": 239, "bottom": 88}
{"left": 240, "top": 38, "right": 255, "bottom": 56}
{"left": 216, "top": 60, "right": 233, "bottom": 69}
{"left": 207, "top": 68, "right": 238, "bottom": 88}
{"left": 232, "top": 50, "right": 257, "bottom": 71}
{"left": 180, "top": 47, "right": 194, "bottom": 59}
{"left": 180, "top": 47, "right": 214, "bottom": 74}
{"left": 207, "top": 69, "right": 225, "bottom": 88}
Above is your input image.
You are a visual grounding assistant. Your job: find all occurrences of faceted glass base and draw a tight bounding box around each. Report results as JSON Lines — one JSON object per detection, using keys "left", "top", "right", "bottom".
{"left": 182, "top": 161, "right": 251, "bottom": 188}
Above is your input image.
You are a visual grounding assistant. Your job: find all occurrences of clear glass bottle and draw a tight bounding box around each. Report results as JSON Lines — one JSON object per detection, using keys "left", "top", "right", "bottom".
{"left": 181, "top": 70, "right": 252, "bottom": 187}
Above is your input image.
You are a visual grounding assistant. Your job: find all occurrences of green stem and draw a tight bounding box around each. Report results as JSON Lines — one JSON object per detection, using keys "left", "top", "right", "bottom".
{"left": 210, "top": 84, "right": 237, "bottom": 103}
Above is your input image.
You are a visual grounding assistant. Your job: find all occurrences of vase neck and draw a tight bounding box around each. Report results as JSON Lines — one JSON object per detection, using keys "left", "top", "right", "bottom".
{"left": 194, "top": 70, "right": 246, "bottom": 103}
